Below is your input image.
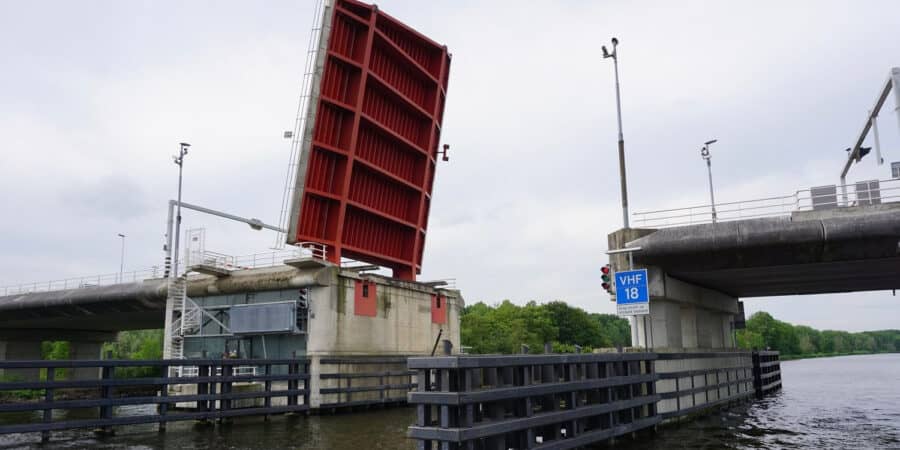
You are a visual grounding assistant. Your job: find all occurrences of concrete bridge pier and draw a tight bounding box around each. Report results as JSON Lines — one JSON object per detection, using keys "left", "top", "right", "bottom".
{"left": 0, "top": 330, "right": 115, "bottom": 381}
{"left": 630, "top": 271, "right": 738, "bottom": 350}
{"left": 0, "top": 339, "right": 43, "bottom": 380}
{"left": 609, "top": 229, "right": 739, "bottom": 351}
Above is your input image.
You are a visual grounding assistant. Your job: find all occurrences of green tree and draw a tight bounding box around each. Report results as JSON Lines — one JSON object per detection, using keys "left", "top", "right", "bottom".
{"left": 593, "top": 313, "right": 632, "bottom": 347}
{"left": 460, "top": 300, "right": 632, "bottom": 354}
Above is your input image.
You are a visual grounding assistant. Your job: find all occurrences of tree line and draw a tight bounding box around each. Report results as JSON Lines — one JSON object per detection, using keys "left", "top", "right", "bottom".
{"left": 461, "top": 301, "right": 900, "bottom": 359}
{"left": 35, "top": 307, "right": 898, "bottom": 363}
{"left": 735, "top": 311, "right": 900, "bottom": 358}
{"left": 460, "top": 300, "right": 631, "bottom": 354}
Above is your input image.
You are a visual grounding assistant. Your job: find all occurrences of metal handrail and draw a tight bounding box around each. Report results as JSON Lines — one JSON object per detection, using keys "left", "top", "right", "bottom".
{"left": 633, "top": 177, "right": 900, "bottom": 228}
{"left": 1, "top": 244, "right": 331, "bottom": 297}
{"left": 0, "top": 267, "right": 163, "bottom": 297}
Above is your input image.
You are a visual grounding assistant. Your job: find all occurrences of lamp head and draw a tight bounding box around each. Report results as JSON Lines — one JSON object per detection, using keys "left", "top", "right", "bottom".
{"left": 704, "top": 139, "right": 718, "bottom": 146}
{"left": 611, "top": 37, "right": 618, "bottom": 46}
{"left": 602, "top": 46, "right": 610, "bottom": 58}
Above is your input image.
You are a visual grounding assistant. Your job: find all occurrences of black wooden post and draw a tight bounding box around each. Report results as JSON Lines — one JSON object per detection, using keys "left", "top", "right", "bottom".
{"left": 197, "top": 364, "right": 210, "bottom": 415}
{"left": 264, "top": 363, "right": 272, "bottom": 420}
{"left": 287, "top": 351, "right": 298, "bottom": 408}
{"left": 159, "top": 363, "right": 169, "bottom": 432}
{"left": 303, "top": 360, "right": 311, "bottom": 409}
{"left": 220, "top": 363, "right": 233, "bottom": 420}
{"left": 41, "top": 366, "right": 54, "bottom": 443}
{"left": 99, "top": 362, "right": 114, "bottom": 435}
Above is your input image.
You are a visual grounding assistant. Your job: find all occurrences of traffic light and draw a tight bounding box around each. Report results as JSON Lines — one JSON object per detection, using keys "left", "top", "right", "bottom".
{"left": 858, "top": 146, "right": 872, "bottom": 161}
{"left": 602, "top": 264, "right": 612, "bottom": 293}
{"left": 846, "top": 146, "right": 872, "bottom": 162}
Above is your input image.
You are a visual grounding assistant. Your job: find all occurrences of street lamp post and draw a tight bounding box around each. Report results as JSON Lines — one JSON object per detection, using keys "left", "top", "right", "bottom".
{"left": 117, "top": 233, "right": 126, "bottom": 282}
{"left": 171, "top": 143, "right": 190, "bottom": 279}
{"left": 701, "top": 139, "right": 718, "bottom": 223}
{"left": 602, "top": 37, "right": 630, "bottom": 229}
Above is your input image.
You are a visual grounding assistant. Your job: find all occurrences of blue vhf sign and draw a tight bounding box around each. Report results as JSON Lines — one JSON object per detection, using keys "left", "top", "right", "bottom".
{"left": 615, "top": 268, "right": 649, "bottom": 316}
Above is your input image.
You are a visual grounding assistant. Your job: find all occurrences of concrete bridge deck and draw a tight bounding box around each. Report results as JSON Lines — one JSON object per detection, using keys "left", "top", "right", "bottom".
{"left": 625, "top": 205, "right": 900, "bottom": 297}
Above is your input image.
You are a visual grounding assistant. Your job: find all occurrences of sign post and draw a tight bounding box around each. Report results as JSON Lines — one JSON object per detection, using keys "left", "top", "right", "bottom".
{"left": 615, "top": 268, "right": 649, "bottom": 316}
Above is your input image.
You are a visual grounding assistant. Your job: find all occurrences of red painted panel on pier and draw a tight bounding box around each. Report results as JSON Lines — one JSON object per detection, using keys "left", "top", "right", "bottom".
{"left": 354, "top": 280, "right": 378, "bottom": 317}
{"left": 431, "top": 294, "right": 446, "bottom": 324}
{"left": 287, "top": 0, "right": 451, "bottom": 281}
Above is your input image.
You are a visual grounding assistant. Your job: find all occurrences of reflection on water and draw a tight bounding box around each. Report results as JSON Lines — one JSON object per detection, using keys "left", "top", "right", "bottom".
{"left": 619, "top": 353, "right": 900, "bottom": 449}
{"left": 0, "top": 406, "right": 417, "bottom": 449}
{"left": 2, "top": 354, "right": 899, "bottom": 449}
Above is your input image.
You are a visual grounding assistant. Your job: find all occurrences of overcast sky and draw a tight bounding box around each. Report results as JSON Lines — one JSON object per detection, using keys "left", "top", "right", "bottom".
{"left": 1, "top": 1, "right": 899, "bottom": 332}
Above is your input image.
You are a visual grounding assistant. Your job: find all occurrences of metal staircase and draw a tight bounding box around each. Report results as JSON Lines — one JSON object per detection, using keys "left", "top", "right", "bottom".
{"left": 166, "top": 275, "right": 201, "bottom": 360}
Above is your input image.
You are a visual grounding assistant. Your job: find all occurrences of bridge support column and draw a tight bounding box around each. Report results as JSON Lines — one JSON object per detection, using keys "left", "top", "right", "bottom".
{"left": 69, "top": 341, "right": 105, "bottom": 380}
{"left": 0, "top": 330, "right": 115, "bottom": 381}
{"left": 624, "top": 267, "right": 738, "bottom": 351}
{"left": 0, "top": 340, "right": 43, "bottom": 380}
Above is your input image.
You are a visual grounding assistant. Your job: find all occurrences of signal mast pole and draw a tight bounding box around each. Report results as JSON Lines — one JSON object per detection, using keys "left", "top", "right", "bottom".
{"left": 603, "top": 37, "right": 629, "bottom": 229}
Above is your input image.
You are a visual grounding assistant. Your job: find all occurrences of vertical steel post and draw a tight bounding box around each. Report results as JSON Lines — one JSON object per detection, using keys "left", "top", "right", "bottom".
{"left": 871, "top": 112, "right": 883, "bottom": 165}
{"left": 612, "top": 42, "right": 629, "bottom": 229}
{"left": 706, "top": 159, "right": 717, "bottom": 223}
{"left": 892, "top": 67, "right": 900, "bottom": 134}
{"left": 117, "top": 233, "right": 126, "bottom": 283}
{"left": 701, "top": 140, "right": 717, "bottom": 223}
{"left": 172, "top": 143, "right": 190, "bottom": 279}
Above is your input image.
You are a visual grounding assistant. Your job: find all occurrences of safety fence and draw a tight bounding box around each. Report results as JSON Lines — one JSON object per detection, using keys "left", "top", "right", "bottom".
{"left": 407, "top": 353, "right": 661, "bottom": 450}
{"left": 0, "top": 358, "right": 309, "bottom": 442}
{"left": 654, "top": 352, "right": 755, "bottom": 420}
{"left": 317, "top": 356, "right": 417, "bottom": 409}
{"left": 752, "top": 351, "right": 782, "bottom": 398}
{"left": 407, "top": 351, "right": 781, "bottom": 449}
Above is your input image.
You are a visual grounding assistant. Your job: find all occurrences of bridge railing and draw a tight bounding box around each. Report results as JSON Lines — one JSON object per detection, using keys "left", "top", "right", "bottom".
{"left": 0, "top": 358, "right": 310, "bottom": 442}
{"left": 633, "top": 177, "right": 900, "bottom": 228}
{"left": 0, "top": 246, "right": 332, "bottom": 297}
{"left": 0, "top": 267, "right": 164, "bottom": 297}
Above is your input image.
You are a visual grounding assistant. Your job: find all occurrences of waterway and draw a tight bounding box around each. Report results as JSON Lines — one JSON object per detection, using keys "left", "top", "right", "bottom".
{"left": 1, "top": 353, "right": 898, "bottom": 449}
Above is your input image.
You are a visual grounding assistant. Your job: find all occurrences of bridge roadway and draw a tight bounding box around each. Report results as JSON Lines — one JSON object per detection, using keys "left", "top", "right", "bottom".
{"left": 608, "top": 204, "right": 900, "bottom": 349}
{"left": 626, "top": 204, "right": 900, "bottom": 297}
{"left": 0, "top": 264, "right": 332, "bottom": 378}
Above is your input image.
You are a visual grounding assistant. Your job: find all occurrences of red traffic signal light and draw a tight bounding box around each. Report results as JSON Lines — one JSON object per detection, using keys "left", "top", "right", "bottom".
{"left": 602, "top": 264, "right": 613, "bottom": 294}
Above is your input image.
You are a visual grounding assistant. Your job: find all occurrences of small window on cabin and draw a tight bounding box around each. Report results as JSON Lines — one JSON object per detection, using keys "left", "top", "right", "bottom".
{"left": 436, "top": 296, "right": 441, "bottom": 308}
{"left": 362, "top": 283, "right": 369, "bottom": 298}
{"left": 892, "top": 162, "right": 900, "bottom": 179}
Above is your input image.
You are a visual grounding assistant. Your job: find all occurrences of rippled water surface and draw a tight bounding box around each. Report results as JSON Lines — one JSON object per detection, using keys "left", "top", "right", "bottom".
{"left": 1, "top": 353, "right": 898, "bottom": 449}
{"left": 620, "top": 353, "right": 900, "bottom": 449}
